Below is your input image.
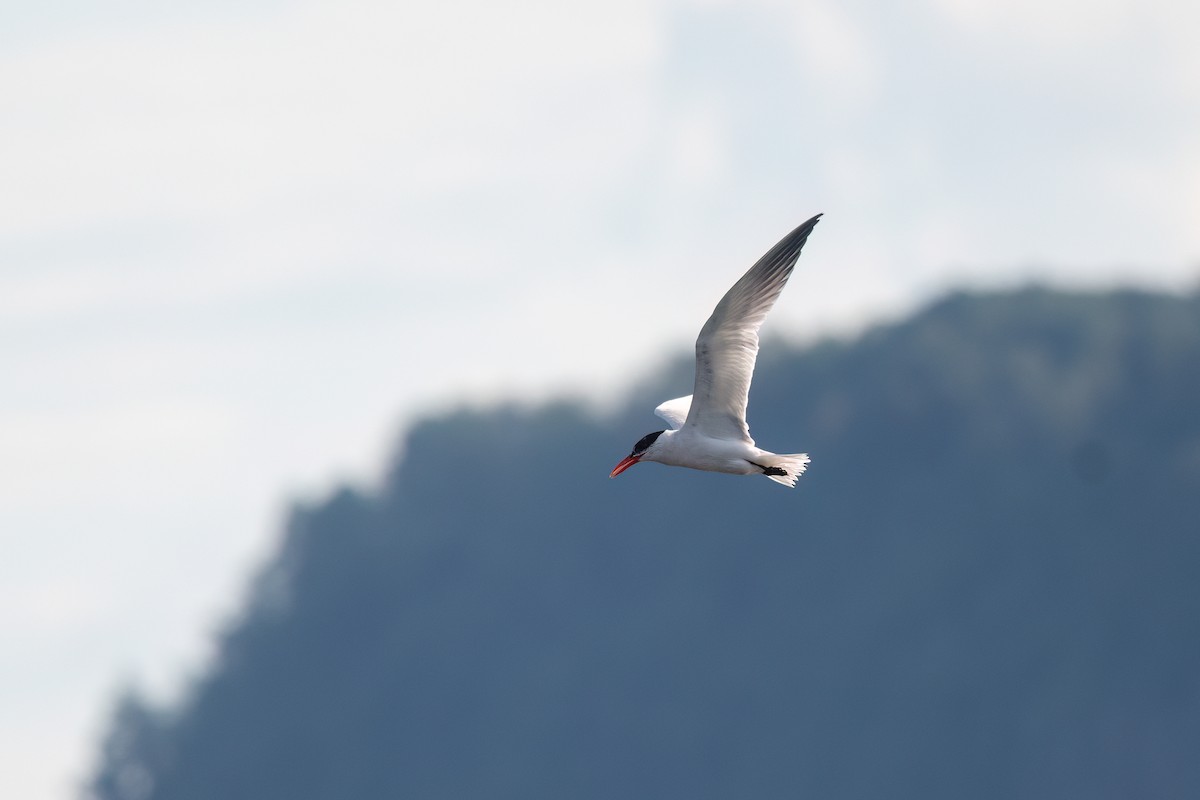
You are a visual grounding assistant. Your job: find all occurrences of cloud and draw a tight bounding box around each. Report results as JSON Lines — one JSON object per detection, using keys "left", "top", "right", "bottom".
{"left": 0, "top": 0, "right": 661, "bottom": 238}
{"left": 787, "top": 0, "right": 882, "bottom": 112}
{"left": 930, "top": 0, "right": 1132, "bottom": 49}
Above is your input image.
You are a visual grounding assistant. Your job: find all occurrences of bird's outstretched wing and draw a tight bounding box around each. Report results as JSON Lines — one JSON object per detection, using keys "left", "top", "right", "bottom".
{"left": 654, "top": 395, "right": 692, "bottom": 430}
{"left": 684, "top": 213, "right": 822, "bottom": 442}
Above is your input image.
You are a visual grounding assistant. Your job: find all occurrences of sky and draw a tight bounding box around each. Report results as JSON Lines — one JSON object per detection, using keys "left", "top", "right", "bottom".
{"left": 2, "top": 1, "right": 1198, "bottom": 797}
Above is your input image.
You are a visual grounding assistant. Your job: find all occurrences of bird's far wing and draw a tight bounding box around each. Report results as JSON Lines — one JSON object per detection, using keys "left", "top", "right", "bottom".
{"left": 685, "top": 213, "right": 822, "bottom": 442}
{"left": 654, "top": 395, "right": 692, "bottom": 430}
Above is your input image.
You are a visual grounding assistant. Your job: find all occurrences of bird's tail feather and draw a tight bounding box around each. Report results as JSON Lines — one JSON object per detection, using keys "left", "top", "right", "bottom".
{"left": 760, "top": 453, "right": 810, "bottom": 488}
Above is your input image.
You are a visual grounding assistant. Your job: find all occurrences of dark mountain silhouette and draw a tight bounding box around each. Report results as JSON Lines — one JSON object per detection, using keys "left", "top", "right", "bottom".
{"left": 86, "top": 288, "right": 1200, "bottom": 799}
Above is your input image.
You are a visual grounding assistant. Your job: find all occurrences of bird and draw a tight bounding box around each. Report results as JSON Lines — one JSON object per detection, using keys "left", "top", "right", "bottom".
{"left": 610, "top": 213, "right": 822, "bottom": 488}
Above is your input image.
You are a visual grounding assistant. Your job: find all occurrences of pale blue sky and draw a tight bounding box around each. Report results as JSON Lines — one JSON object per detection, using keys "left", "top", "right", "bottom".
{"left": 3, "top": 1, "right": 1198, "bottom": 797}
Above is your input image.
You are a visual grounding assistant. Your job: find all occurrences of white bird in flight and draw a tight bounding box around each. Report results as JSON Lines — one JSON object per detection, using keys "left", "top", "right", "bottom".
{"left": 610, "top": 213, "right": 822, "bottom": 488}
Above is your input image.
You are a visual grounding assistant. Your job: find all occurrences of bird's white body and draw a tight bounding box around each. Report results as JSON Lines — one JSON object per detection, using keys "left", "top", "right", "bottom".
{"left": 647, "top": 427, "right": 762, "bottom": 474}
{"left": 610, "top": 214, "right": 822, "bottom": 488}
{"left": 636, "top": 397, "right": 811, "bottom": 487}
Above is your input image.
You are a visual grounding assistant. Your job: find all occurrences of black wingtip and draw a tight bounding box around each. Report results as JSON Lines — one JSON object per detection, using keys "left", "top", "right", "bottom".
{"left": 781, "top": 213, "right": 823, "bottom": 241}
{"left": 761, "top": 212, "right": 823, "bottom": 269}
{"left": 790, "top": 212, "right": 823, "bottom": 243}
{"left": 795, "top": 212, "right": 823, "bottom": 236}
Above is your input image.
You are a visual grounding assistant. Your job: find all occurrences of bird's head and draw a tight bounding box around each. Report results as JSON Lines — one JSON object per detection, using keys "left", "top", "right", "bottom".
{"left": 609, "top": 430, "right": 665, "bottom": 478}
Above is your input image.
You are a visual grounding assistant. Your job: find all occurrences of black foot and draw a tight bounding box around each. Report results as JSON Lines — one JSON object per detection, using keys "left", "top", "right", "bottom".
{"left": 748, "top": 460, "right": 787, "bottom": 477}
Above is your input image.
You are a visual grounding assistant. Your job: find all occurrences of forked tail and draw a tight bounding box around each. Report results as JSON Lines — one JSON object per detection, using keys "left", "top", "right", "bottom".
{"left": 758, "top": 453, "right": 810, "bottom": 488}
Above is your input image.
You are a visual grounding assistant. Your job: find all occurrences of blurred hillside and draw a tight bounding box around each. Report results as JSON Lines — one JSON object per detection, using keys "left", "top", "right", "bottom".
{"left": 86, "top": 287, "right": 1200, "bottom": 799}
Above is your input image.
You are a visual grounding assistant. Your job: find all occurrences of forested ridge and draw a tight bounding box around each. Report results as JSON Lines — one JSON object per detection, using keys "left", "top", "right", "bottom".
{"left": 88, "top": 288, "right": 1200, "bottom": 799}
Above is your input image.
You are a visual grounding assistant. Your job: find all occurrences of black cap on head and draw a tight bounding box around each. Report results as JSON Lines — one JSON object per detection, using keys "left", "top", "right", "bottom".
{"left": 631, "top": 430, "right": 664, "bottom": 456}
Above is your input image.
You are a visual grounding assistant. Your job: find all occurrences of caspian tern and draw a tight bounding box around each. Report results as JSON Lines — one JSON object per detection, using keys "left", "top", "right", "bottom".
{"left": 610, "top": 213, "right": 822, "bottom": 487}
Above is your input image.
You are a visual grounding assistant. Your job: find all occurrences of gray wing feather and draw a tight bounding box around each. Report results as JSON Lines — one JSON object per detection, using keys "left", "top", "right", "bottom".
{"left": 684, "top": 213, "right": 822, "bottom": 441}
